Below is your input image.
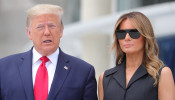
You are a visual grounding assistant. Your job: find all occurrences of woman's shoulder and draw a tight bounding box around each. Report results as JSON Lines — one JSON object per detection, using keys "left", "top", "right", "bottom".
{"left": 159, "top": 66, "right": 173, "bottom": 79}
{"left": 99, "top": 65, "right": 120, "bottom": 82}
{"left": 159, "top": 66, "right": 174, "bottom": 87}
{"left": 104, "top": 63, "right": 124, "bottom": 77}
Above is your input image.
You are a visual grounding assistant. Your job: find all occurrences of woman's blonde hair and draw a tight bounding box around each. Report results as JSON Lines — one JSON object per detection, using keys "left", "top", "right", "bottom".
{"left": 26, "top": 4, "right": 64, "bottom": 27}
{"left": 112, "top": 11, "right": 164, "bottom": 85}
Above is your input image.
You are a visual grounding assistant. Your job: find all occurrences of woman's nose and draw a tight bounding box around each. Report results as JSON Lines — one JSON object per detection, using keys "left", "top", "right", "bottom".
{"left": 124, "top": 33, "right": 131, "bottom": 40}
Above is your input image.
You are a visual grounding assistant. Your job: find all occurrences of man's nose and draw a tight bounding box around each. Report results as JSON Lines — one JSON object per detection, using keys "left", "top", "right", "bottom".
{"left": 44, "top": 25, "right": 51, "bottom": 35}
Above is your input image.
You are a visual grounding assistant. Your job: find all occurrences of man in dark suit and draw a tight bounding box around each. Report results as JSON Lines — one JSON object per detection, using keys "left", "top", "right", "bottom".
{"left": 0, "top": 4, "right": 98, "bottom": 100}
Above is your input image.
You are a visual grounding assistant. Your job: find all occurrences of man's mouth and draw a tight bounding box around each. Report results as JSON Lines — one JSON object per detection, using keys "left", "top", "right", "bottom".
{"left": 43, "top": 40, "right": 52, "bottom": 43}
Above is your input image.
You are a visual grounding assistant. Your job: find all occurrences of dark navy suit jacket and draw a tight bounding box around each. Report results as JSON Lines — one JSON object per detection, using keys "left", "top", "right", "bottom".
{"left": 0, "top": 48, "right": 98, "bottom": 100}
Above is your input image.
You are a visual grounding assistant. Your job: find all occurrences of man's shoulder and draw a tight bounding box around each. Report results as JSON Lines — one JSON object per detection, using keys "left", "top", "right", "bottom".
{"left": 0, "top": 51, "right": 30, "bottom": 63}
{"left": 61, "top": 52, "right": 93, "bottom": 68}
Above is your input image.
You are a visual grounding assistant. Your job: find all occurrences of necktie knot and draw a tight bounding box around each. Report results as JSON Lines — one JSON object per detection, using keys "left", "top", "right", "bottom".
{"left": 40, "top": 56, "right": 49, "bottom": 63}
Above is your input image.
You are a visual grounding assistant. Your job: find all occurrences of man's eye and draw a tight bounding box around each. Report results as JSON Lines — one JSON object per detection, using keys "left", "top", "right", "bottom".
{"left": 48, "top": 25, "right": 56, "bottom": 29}
{"left": 36, "top": 26, "right": 44, "bottom": 29}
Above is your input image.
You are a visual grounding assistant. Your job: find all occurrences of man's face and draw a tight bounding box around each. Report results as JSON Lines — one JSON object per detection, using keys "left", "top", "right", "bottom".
{"left": 27, "top": 14, "right": 63, "bottom": 56}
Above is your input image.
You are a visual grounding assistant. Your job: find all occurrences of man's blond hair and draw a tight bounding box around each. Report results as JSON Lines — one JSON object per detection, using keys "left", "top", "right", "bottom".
{"left": 26, "top": 4, "right": 64, "bottom": 27}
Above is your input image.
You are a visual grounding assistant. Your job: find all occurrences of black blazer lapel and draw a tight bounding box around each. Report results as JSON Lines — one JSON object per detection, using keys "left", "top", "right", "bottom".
{"left": 47, "top": 49, "right": 72, "bottom": 100}
{"left": 112, "top": 62, "right": 126, "bottom": 90}
{"left": 127, "top": 64, "right": 148, "bottom": 89}
{"left": 18, "top": 49, "right": 34, "bottom": 100}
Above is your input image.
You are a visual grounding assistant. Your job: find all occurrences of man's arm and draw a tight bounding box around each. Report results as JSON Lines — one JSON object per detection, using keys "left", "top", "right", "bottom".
{"left": 83, "top": 66, "right": 98, "bottom": 100}
{"left": 0, "top": 61, "right": 2, "bottom": 100}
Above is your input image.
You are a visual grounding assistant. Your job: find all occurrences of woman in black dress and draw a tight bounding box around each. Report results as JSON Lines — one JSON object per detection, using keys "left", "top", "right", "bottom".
{"left": 98, "top": 12, "right": 175, "bottom": 100}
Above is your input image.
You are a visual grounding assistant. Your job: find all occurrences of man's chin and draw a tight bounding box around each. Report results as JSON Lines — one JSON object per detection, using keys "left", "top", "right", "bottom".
{"left": 41, "top": 47, "right": 57, "bottom": 55}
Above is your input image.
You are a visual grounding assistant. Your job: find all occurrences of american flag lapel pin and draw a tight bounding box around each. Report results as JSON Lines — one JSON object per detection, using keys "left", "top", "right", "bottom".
{"left": 64, "top": 66, "right": 68, "bottom": 70}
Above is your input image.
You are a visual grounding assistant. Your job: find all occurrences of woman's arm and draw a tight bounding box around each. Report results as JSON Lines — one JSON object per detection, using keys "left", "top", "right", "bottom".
{"left": 98, "top": 72, "right": 104, "bottom": 100}
{"left": 158, "top": 67, "right": 175, "bottom": 100}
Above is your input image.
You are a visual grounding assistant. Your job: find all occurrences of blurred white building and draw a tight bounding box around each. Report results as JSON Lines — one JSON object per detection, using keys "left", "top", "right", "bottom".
{"left": 0, "top": 0, "right": 175, "bottom": 79}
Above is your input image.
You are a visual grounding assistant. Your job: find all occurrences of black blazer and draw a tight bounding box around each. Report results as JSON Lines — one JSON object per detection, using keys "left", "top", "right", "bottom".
{"left": 0, "top": 48, "right": 98, "bottom": 100}
{"left": 103, "top": 61, "right": 158, "bottom": 100}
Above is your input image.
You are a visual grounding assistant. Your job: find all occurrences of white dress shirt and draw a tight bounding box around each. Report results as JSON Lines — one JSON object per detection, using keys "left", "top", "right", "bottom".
{"left": 32, "top": 47, "right": 59, "bottom": 93}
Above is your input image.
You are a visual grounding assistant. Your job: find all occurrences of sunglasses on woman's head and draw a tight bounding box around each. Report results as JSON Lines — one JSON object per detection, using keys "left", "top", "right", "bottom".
{"left": 115, "top": 29, "right": 141, "bottom": 40}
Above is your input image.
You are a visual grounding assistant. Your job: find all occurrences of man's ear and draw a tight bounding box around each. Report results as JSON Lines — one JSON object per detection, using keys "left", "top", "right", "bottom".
{"left": 60, "top": 24, "right": 64, "bottom": 38}
{"left": 26, "top": 27, "right": 32, "bottom": 40}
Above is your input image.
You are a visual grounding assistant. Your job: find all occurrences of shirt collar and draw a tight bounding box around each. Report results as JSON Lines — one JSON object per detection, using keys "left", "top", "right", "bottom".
{"left": 32, "top": 47, "right": 59, "bottom": 65}
{"left": 47, "top": 48, "right": 59, "bottom": 66}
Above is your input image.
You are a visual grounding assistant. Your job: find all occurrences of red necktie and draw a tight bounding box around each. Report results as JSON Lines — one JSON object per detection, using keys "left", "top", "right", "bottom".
{"left": 34, "top": 56, "right": 49, "bottom": 100}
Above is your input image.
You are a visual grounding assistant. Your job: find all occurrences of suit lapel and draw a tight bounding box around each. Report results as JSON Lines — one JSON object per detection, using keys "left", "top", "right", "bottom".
{"left": 127, "top": 64, "right": 148, "bottom": 89}
{"left": 47, "top": 49, "right": 72, "bottom": 100}
{"left": 112, "top": 62, "right": 148, "bottom": 90}
{"left": 18, "top": 49, "right": 34, "bottom": 100}
{"left": 113, "top": 62, "right": 126, "bottom": 90}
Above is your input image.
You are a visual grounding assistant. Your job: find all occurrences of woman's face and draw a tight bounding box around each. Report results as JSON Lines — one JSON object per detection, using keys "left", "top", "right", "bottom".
{"left": 118, "top": 19, "right": 144, "bottom": 55}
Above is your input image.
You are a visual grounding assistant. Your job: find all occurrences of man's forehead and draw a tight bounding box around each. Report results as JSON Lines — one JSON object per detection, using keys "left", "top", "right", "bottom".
{"left": 36, "top": 21, "right": 57, "bottom": 25}
{"left": 31, "top": 16, "right": 60, "bottom": 23}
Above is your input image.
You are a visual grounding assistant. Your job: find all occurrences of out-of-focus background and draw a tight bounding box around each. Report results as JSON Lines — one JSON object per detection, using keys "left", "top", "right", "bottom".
{"left": 0, "top": 0, "right": 175, "bottom": 81}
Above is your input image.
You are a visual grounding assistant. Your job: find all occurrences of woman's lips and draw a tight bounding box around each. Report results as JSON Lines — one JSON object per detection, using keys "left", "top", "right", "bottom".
{"left": 123, "top": 44, "right": 133, "bottom": 48}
